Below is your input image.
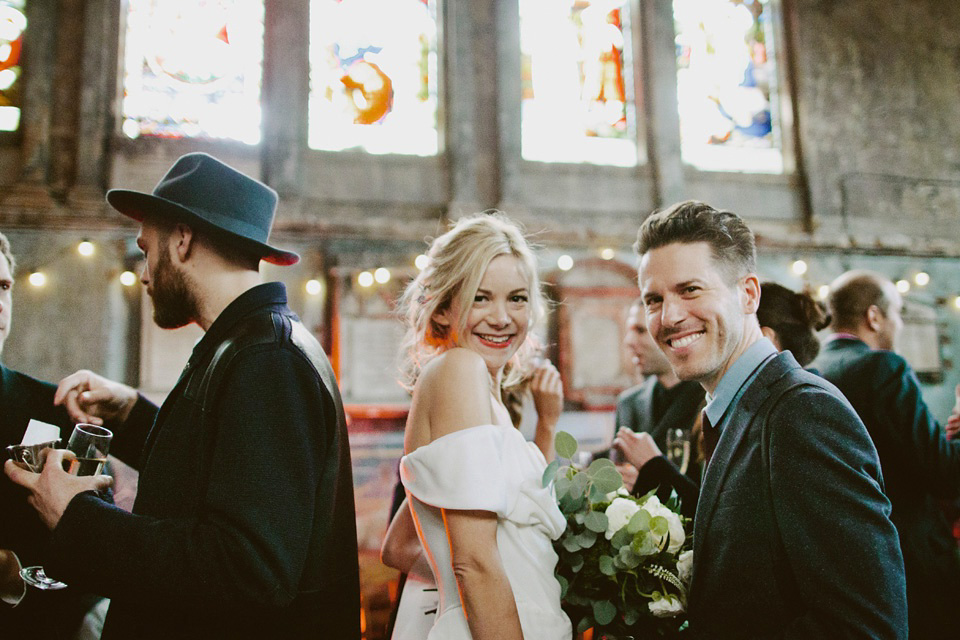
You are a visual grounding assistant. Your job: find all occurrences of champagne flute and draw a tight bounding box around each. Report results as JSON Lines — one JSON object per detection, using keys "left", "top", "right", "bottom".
{"left": 665, "top": 427, "right": 691, "bottom": 474}
{"left": 20, "top": 424, "right": 112, "bottom": 591}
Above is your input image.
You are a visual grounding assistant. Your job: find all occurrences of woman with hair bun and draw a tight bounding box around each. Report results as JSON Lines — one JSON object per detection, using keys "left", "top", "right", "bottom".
{"left": 380, "top": 212, "right": 571, "bottom": 640}
{"left": 756, "top": 281, "right": 830, "bottom": 368}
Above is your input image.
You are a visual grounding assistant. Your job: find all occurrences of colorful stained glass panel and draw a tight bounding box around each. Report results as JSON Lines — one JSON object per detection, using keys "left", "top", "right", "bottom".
{"left": 308, "top": 0, "right": 439, "bottom": 155}
{"left": 520, "top": 0, "right": 638, "bottom": 166}
{"left": 0, "top": 0, "right": 25, "bottom": 132}
{"left": 674, "top": 0, "right": 784, "bottom": 173}
{"left": 120, "top": 0, "right": 265, "bottom": 144}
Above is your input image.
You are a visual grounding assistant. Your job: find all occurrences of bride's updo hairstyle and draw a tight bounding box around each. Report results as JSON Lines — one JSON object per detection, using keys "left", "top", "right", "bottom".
{"left": 397, "top": 211, "right": 546, "bottom": 392}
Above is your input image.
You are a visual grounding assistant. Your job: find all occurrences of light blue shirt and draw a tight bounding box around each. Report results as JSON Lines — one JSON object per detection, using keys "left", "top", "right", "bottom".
{"left": 703, "top": 337, "right": 778, "bottom": 433}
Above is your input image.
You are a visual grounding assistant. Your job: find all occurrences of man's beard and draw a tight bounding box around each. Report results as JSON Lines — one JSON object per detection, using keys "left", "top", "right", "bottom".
{"left": 150, "top": 247, "right": 200, "bottom": 329}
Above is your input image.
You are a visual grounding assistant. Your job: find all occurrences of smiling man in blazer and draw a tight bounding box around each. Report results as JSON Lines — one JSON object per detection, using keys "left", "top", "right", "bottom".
{"left": 635, "top": 201, "right": 907, "bottom": 638}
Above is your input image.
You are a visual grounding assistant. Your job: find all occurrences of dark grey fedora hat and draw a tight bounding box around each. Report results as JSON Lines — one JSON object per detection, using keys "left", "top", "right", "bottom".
{"left": 106, "top": 152, "right": 299, "bottom": 266}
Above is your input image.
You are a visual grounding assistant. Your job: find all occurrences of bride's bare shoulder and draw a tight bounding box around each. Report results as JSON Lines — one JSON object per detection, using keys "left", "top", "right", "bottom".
{"left": 416, "top": 348, "right": 493, "bottom": 438}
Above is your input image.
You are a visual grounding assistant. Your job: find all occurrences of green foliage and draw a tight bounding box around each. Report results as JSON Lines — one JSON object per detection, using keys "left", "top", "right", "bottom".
{"left": 555, "top": 431, "right": 578, "bottom": 460}
{"left": 550, "top": 433, "right": 692, "bottom": 638}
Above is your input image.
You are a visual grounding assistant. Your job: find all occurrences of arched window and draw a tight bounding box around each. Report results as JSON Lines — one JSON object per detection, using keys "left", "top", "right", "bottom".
{"left": 674, "top": 0, "right": 784, "bottom": 173}
{"left": 307, "top": 0, "right": 440, "bottom": 155}
{"left": 119, "top": 0, "right": 266, "bottom": 144}
{"left": 519, "top": 0, "right": 638, "bottom": 167}
{"left": 0, "top": 0, "right": 26, "bottom": 132}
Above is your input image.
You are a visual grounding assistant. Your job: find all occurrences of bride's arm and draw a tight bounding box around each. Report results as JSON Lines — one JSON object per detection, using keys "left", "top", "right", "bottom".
{"left": 446, "top": 509, "right": 524, "bottom": 640}
{"left": 380, "top": 498, "right": 422, "bottom": 573}
{"left": 427, "top": 349, "right": 524, "bottom": 639}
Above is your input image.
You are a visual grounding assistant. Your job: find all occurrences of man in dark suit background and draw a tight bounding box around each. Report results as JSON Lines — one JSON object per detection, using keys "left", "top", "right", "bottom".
{"left": 613, "top": 297, "right": 703, "bottom": 506}
{"left": 814, "top": 269, "right": 960, "bottom": 639}
{"left": 635, "top": 201, "right": 907, "bottom": 637}
{"left": 0, "top": 231, "right": 92, "bottom": 638}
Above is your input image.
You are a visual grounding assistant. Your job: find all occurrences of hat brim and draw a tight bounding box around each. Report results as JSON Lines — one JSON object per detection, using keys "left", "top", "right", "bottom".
{"left": 107, "top": 189, "right": 300, "bottom": 266}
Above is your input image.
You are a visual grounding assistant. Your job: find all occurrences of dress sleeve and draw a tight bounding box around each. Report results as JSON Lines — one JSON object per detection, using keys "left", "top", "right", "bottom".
{"left": 400, "top": 425, "right": 567, "bottom": 538}
{"left": 400, "top": 425, "right": 513, "bottom": 516}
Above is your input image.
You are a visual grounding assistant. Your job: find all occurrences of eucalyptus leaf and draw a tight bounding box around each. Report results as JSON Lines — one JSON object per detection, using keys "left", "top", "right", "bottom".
{"left": 576, "top": 530, "right": 598, "bottom": 549}
{"left": 555, "top": 477, "right": 572, "bottom": 500}
{"left": 562, "top": 536, "right": 582, "bottom": 553}
{"left": 598, "top": 555, "right": 616, "bottom": 576}
{"left": 650, "top": 515, "right": 669, "bottom": 537}
{"left": 619, "top": 545, "right": 641, "bottom": 569}
{"left": 570, "top": 554, "right": 584, "bottom": 573}
{"left": 541, "top": 459, "right": 560, "bottom": 488}
{"left": 624, "top": 606, "right": 641, "bottom": 626}
{"left": 574, "top": 512, "right": 586, "bottom": 525}
{"left": 557, "top": 574, "right": 569, "bottom": 599}
{"left": 587, "top": 457, "right": 616, "bottom": 475}
{"left": 562, "top": 494, "right": 586, "bottom": 513}
{"left": 626, "top": 509, "right": 651, "bottom": 534}
{"left": 592, "top": 466, "right": 624, "bottom": 493}
{"left": 592, "top": 600, "right": 617, "bottom": 626}
{"left": 631, "top": 532, "right": 657, "bottom": 557}
{"left": 588, "top": 484, "right": 609, "bottom": 503}
{"left": 611, "top": 527, "right": 633, "bottom": 549}
{"left": 570, "top": 471, "right": 589, "bottom": 500}
{"left": 555, "top": 431, "right": 578, "bottom": 460}
{"left": 576, "top": 616, "right": 594, "bottom": 634}
{"left": 584, "top": 510, "right": 608, "bottom": 533}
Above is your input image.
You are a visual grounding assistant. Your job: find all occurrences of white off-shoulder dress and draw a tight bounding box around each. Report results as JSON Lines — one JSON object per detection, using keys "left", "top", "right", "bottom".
{"left": 400, "top": 423, "right": 572, "bottom": 640}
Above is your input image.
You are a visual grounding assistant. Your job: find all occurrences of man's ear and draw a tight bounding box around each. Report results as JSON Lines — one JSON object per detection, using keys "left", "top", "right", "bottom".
{"left": 865, "top": 304, "right": 884, "bottom": 333}
{"left": 170, "top": 223, "right": 194, "bottom": 263}
{"left": 741, "top": 273, "right": 761, "bottom": 314}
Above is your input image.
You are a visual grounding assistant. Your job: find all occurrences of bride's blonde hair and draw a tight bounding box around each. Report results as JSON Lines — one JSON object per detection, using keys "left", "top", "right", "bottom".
{"left": 397, "top": 211, "right": 546, "bottom": 392}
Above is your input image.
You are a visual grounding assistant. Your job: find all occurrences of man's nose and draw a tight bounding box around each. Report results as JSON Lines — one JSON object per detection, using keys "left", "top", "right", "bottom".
{"left": 660, "top": 298, "right": 685, "bottom": 327}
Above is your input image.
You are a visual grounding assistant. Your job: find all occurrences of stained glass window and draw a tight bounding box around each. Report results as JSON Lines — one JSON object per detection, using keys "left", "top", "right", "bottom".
{"left": 0, "top": 0, "right": 26, "bottom": 132}
{"left": 674, "top": 0, "right": 783, "bottom": 173}
{"left": 308, "top": 0, "right": 439, "bottom": 156}
{"left": 519, "top": 0, "right": 638, "bottom": 166}
{"left": 120, "top": 0, "right": 265, "bottom": 144}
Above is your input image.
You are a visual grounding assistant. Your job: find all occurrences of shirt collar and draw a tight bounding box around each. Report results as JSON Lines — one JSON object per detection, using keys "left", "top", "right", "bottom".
{"left": 826, "top": 332, "right": 863, "bottom": 344}
{"left": 704, "top": 337, "right": 778, "bottom": 428}
{"left": 188, "top": 282, "right": 288, "bottom": 365}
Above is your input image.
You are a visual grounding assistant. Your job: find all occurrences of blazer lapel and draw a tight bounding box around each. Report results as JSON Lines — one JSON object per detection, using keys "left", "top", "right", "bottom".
{"left": 691, "top": 353, "right": 799, "bottom": 593}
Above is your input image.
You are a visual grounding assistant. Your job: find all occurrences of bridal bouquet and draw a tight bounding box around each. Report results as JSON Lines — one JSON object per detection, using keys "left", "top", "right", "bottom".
{"left": 543, "top": 432, "right": 692, "bottom": 638}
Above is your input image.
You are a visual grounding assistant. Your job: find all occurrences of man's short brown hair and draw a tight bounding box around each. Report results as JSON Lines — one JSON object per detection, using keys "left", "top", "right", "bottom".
{"left": 634, "top": 200, "right": 756, "bottom": 283}
{"left": 826, "top": 270, "right": 893, "bottom": 331}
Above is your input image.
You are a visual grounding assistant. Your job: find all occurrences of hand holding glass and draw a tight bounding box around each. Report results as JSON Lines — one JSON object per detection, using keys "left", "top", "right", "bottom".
{"left": 19, "top": 423, "right": 112, "bottom": 591}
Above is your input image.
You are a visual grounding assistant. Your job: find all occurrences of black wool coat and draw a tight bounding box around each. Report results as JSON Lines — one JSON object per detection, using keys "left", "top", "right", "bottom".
{"left": 47, "top": 283, "right": 361, "bottom": 639}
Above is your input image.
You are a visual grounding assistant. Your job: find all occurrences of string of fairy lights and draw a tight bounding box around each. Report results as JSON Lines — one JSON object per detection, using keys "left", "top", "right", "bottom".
{"left": 20, "top": 240, "right": 960, "bottom": 313}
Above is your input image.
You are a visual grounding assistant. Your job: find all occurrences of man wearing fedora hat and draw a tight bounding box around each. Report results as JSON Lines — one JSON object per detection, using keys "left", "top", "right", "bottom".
{"left": 5, "top": 153, "right": 362, "bottom": 639}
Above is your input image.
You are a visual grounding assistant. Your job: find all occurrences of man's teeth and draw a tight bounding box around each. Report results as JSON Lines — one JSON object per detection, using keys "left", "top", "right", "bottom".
{"left": 479, "top": 334, "right": 510, "bottom": 343}
{"left": 671, "top": 333, "right": 702, "bottom": 348}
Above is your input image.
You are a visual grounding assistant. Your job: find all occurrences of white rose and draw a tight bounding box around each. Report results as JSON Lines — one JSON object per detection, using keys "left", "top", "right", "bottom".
{"left": 604, "top": 497, "right": 640, "bottom": 540}
{"left": 642, "top": 496, "right": 685, "bottom": 553}
{"left": 648, "top": 594, "right": 684, "bottom": 618}
{"left": 677, "top": 550, "right": 694, "bottom": 583}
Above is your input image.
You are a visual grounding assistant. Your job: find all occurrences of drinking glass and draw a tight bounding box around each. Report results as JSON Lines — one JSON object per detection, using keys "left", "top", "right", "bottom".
{"left": 65, "top": 424, "right": 112, "bottom": 477}
{"left": 665, "top": 428, "right": 691, "bottom": 474}
{"left": 20, "top": 424, "right": 112, "bottom": 591}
